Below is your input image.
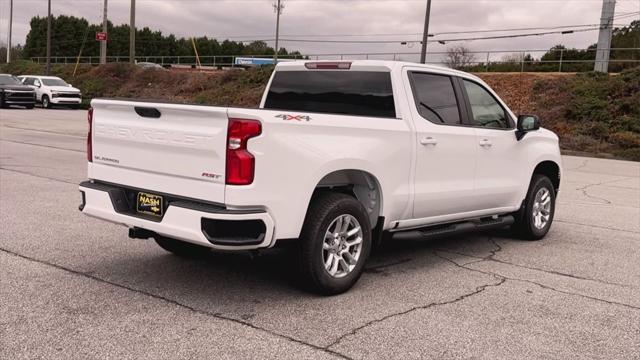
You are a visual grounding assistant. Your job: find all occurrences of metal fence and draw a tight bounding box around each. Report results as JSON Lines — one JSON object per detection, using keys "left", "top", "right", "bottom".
{"left": 30, "top": 47, "right": 640, "bottom": 72}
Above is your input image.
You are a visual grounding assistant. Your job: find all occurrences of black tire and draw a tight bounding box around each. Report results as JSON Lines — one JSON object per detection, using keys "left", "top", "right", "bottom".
{"left": 42, "top": 95, "right": 51, "bottom": 109}
{"left": 512, "top": 174, "right": 556, "bottom": 240}
{"left": 297, "top": 193, "right": 372, "bottom": 295}
{"left": 154, "top": 236, "right": 211, "bottom": 258}
{"left": 0, "top": 94, "right": 6, "bottom": 108}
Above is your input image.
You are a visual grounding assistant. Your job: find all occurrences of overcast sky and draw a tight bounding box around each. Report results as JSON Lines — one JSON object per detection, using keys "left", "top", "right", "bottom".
{"left": 0, "top": 0, "right": 638, "bottom": 62}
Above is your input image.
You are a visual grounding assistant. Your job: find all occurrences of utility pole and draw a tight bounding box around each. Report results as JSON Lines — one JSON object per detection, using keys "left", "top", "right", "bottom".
{"left": 420, "top": 0, "right": 432, "bottom": 64}
{"left": 6, "top": 0, "right": 12, "bottom": 63}
{"left": 100, "top": 0, "right": 108, "bottom": 64}
{"left": 46, "top": 0, "right": 52, "bottom": 75}
{"left": 273, "top": 0, "right": 284, "bottom": 62}
{"left": 130, "top": 0, "right": 136, "bottom": 64}
{"left": 594, "top": 0, "right": 616, "bottom": 72}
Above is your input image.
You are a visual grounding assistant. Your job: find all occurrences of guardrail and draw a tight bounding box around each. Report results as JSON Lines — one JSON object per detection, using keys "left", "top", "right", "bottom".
{"left": 30, "top": 47, "right": 640, "bottom": 72}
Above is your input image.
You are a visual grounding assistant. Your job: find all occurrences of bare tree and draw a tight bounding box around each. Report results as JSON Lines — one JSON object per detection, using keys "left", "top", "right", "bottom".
{"left": 445, "top": 46, "right": 476, "bottom": 70}
{"left": 501, "top": 53, "right": 522, "bottom": 63}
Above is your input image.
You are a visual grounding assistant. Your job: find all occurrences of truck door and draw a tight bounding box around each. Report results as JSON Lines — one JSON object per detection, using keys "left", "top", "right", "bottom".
{"left": 403, "top": 69, "right": 478, "bottom": 220}
{"left": 459, "top": 78, "right": 523, "bottom": 210}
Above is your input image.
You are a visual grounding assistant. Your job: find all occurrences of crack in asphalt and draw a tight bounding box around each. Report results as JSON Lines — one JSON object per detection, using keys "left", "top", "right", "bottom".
{"left": 554, "top": 220, "right": 640, "bottom": 235}
{"left": 325, "top": 276, "right": 506, "bottom": 350}
{"left": 0, "top": 124, "right": 85, "bottom": 138}
{"left": 0, "top": 248, "right": 352, "bottom": 360}
{"left": 575, "top": 181, "right": 613, "bottom": 205}
{"left": 0, "top": 139, "right": 84, "bottom": 153}
{"left": 434, "top": 251, "right": 640, "bottom": 311}
{"left": 0, "top": 167, "right": 77, "bottom": 185}
{"left": 487, "top": 237, "right": 502, "bottom": 260}
{"left": 569, "top": 174, "right": 638, "bottom": 207}
{"left": 438, "top": 237, "right": 632, "bottom": 288}
{"left": 566, "top": 159, "right": 589, "bottom": 171}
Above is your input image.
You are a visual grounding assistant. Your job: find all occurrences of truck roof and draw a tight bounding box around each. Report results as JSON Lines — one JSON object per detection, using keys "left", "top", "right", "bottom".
{"left": 18, "top": 75, "right": 63, "bottom": 79}
{"left": 275, "top": 59, "right": 481, "bottom": 82}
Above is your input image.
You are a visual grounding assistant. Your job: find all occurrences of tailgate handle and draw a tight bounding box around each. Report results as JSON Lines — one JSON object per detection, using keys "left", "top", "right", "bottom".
{"left": 134, "top": 106, "right": 162, "bottom": 118}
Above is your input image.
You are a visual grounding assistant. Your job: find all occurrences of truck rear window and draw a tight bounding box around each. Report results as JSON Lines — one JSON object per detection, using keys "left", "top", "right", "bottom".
{"left": 264, "top": 71, "right": 396, "bottom": 118}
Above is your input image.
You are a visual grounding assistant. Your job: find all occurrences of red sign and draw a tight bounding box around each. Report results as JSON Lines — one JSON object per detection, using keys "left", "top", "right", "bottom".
{"left": 95, "top": 32, "right": 108, "bottom": 41}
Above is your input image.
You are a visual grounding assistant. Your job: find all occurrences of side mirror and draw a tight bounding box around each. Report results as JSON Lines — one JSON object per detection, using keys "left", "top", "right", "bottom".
{"left": 516, "top": 115, "right": 540, "bottom": 141}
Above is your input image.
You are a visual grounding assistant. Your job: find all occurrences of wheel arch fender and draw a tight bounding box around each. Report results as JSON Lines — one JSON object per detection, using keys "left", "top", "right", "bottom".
{"left": 305, "top": 160, "right": 385, "bottom": 230}
{"left": 530, "top": 160, "right": 561, "bottom": 192}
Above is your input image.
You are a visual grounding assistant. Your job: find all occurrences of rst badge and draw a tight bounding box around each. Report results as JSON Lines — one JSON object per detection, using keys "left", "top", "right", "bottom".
{"left": 276, "top": 114, "right": 311, "bottom": 122}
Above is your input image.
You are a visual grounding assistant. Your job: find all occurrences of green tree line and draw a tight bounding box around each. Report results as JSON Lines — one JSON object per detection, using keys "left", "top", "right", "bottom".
{"left": 21, "top": 15, "right": 301, "bottom": 61}
{"left": 465, "top": 20, "right": 640, "bottom": 72}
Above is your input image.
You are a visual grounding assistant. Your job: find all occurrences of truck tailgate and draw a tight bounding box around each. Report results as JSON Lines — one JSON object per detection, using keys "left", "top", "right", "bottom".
{"left": 89, "top": 99, "right": 228, "bottom": 204}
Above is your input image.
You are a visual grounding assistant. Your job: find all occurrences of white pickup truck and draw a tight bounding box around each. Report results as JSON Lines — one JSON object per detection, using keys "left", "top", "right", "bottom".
{"left": 79, "top": 60, "right": 561, "bottom": 294}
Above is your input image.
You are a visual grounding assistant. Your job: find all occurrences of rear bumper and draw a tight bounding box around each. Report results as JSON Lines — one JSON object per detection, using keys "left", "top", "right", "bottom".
{"left": 79, "top": 181, "right": 275, "bottom": 251}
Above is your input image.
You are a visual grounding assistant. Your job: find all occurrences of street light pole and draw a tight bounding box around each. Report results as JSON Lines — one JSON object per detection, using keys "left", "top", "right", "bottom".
{"left": 273, "top": 0, "right": 284, "bottom": 62}
{"left": 130, "top": 0, "right": 136, "bottom": 64}
{"left": 420, "top": 0, "right": 432, "bottom": 64}
{"left": 594, "top": 0, "right": 616, "bottom": 72}
{"left": 100, "top": 0, "right": 108, "bottom": 64}
{"left": 6, "top": 0, "right": 13, "bottom": 63}
{"left": 46, "top": 0, "right": 52, "bottom": 75}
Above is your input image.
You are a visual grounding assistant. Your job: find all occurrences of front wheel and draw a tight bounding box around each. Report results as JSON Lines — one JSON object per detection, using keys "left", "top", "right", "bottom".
{"left": 297, "top": 193, "right": 372, "bottom": 295}
{"left": 512, "top": 175, "right": 556, "bottom": 240}
{"left": 42, "top": 95, "right": 52, "bottom": 109}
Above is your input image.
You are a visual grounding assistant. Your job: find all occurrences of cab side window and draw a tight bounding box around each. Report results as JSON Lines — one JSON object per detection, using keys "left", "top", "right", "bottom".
{"left": 410, "top": 72, "right": 461, "bottom": 125}
{"left": 463, "top": 80, "right": 511, "bottom": 129}
{"left": 23, "top": 77, "right": 35, "bottom": 85}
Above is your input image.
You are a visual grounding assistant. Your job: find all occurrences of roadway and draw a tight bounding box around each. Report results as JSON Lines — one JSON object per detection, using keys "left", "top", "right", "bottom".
{"left": 1, "top": 107, "right": 639, "bottom": 359}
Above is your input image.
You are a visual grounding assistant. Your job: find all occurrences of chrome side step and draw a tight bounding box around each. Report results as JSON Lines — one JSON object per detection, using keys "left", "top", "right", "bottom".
{"left": 392, "top": 215, "right": 514, "bottom": 241}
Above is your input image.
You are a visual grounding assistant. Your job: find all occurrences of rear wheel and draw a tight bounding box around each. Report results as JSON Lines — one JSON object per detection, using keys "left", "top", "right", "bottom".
{"left": 154, "top": 236, "right": 211, "bottom": 258}
{"left": 512, "top": 175, "right": 556, "bottom": 240}
{"left": 42, "top": 95, "right": 51, "bottom": 109}
{"left": 297, "top": 193, "right": 372, "bottom": 295}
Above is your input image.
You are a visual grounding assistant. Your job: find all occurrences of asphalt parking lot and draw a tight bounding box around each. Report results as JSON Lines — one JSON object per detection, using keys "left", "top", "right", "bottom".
{"left": 1, "top": 107, "right": 639, "bottom": 359}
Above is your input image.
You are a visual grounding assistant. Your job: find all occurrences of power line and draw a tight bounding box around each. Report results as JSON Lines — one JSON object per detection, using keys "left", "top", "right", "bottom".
{"left": 269, "top": 27, "right": 602, "bottom": 44}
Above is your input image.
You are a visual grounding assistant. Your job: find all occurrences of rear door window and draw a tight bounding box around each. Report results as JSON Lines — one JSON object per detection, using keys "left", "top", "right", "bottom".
{"left": 264, "top": 71, "right": 396, "bottom": 118}
{"left": 409, "top": 72, "right": 462, "bottom": 125}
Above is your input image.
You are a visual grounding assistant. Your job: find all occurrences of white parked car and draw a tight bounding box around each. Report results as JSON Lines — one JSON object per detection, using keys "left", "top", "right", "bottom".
{"left": 18, "top": 75, "right": 82, "bottom": 109}
{"left": 79, "top": 60, "right": 562, "bottom": 294}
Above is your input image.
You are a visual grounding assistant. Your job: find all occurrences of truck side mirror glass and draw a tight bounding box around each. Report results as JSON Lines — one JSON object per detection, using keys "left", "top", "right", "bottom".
{"left": 516, "top": 115, "right": 540, "bottom": 140}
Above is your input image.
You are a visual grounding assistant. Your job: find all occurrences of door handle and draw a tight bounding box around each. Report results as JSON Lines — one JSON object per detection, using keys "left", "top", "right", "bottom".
{"left": 479, "top": 139, "right": 493, "bottom": 147}
{"left": 420, "top": 137, "right": 438, "bottom": 146}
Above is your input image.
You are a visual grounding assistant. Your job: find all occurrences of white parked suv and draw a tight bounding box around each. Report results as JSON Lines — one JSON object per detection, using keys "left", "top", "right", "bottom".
{"left": 79, "top": 60, "right": 562, "bottom": 294}
{"left": 19, "top": 75, "right": 82, "bottom": 109}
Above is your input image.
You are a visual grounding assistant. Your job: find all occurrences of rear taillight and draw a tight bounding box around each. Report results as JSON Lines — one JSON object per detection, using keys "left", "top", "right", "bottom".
{"left": 226, "top": 118, "right": 261, "bottom": 185}
{"left": 87, "top": 107, "right": 93, "bottom": 162}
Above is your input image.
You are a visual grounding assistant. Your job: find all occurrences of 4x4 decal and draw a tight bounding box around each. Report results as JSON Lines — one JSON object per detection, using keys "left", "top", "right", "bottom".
{"left": 275, "top": 114, "right": 312, "bottom": 122}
